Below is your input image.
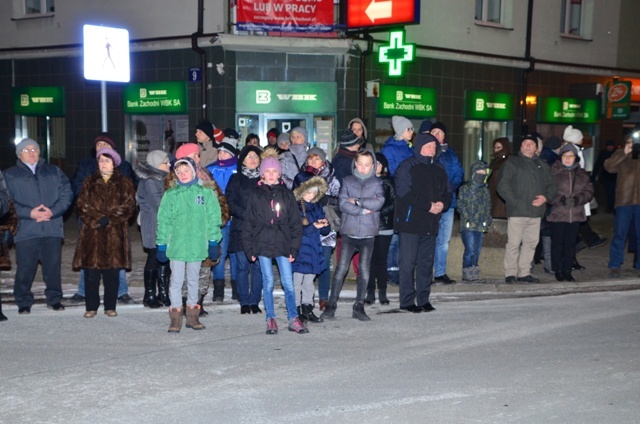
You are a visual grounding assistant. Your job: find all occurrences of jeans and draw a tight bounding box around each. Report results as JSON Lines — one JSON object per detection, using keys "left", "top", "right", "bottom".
{"left": 434, "top": 208, "right": 454, "bottom": 277}
{"left": 78, "top": 268, "right": 128, "bottom": 297}
{"left": 386, "top": 233, "right": 399, "bottom": 282}
{"left": 258, "top": 256, "right": 297, "bottom": 321}
{"left": 398, "top": 233, "right": 436, "bottom": 308}
{"left": 234, "top": 251, "right": 262, "bottom": 306}
{"left": 609, "top": 205, "right": 640, "bottom": 269}
{"left": 461, "top": 230, "right": 483, "bottom": 268}
{"left": 14, "top": 237, "right": 63, "bottom": 308}
{"left": 213, "top": 225, "right": 237, "bottom": 281}
{"left": 329, "top": 236, "right": 374, "bottom": 303}
{"left": 317, "top": 246, "right": 333, "bottom": 300}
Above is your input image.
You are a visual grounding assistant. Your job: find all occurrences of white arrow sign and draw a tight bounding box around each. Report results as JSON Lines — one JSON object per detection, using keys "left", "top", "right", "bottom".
{"left": 366, "top": 0, "right": 393, "bottom": 22}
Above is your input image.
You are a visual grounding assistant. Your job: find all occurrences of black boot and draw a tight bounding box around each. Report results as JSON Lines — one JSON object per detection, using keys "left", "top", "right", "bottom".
{"left": 302, "top": 304, "right": 323, "bottom": 323}
{"left": 157, "top": 263, "right": 171, "bottom": 307}
{"left": 572, "top": 256, "right": 585, "bottom": 270}
{"left": 364, "top": 279, "right": 375, "bottom": 305}
{"left": 230, "top": 280, "right": 238, "bottom": 301}
{"left": 182, "top": 297, "right": 187, "bottom": 316}
{"left": 297, "top": 305, "right": 308, "bottom": 322}
{"left": 378, "top": 288, "right": 389, "bottom": 305}
{"left": 319, "top": 300, "right": 337, "bottom": 320}
{"left": 555, "top": 271, "right": 565, "bottom": 282}
{"left": 198, "top": 294, "right": 209, "bottom": 317}
{"left": 563, "top": 271, "right": 576, "bottom": 282}
{"left": 212, "top": 279, "right": 225, "bottom": 304}
{"left": 352, "top": 302, "right": 370, "bottom": 321}
{"left": 143, "top": 269, "right": 162, "bottom": 308}
{"left": 0, "top": 292, "right": 7, "bottom": 322}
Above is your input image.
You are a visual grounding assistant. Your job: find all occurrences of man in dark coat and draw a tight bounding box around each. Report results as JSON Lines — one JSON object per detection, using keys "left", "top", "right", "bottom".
{"left": 394, "top": 133, "right": 451, "bottom": 313}
{"left": 4, "top": 138, "right": 73, "bottom": 314}
{"left": 68, "top": 133, "right": 137, "bottom": 304}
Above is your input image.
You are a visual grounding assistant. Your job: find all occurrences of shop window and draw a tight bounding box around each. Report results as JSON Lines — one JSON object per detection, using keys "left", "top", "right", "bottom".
{"left": 12, "top": 0, "right": 54, "bottom": 19}
{"left": 560, "top": 0, "right": 593, "bottom": 39}
{"left": 474, "top": 0, "right": 512, "bottom": 29}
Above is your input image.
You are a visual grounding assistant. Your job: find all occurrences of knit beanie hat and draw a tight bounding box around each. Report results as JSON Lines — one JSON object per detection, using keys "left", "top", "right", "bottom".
{"left": 15, "top": 138, "right": 40, "bottom": 157}
{"left": 413, "top": 133, "right": 438, "bottom": 156}
{"left": 392, "top": 116, "right": 413, "bottom": 139}
{"left": 259, "top": 149, "right": 282, "bottom": 176}
{"left": 175, "top": 143, "right": 201, "bottom": 159}
{"left": 307, "top": 146, "right": 327, "bottom": 163}
{"left": 544, "top": 136, "right": 562, "bottom": 150}
{"left": 238, "top": 145, "right": 263, "bottom": 170}
{"left": 213, "top": 127, "right": 225, "bottom": 143}
{"left": 174, "top": 157, "right": 197, "bottom": 179}
{"left": 559, "top": 142, "right": 578, "bottom": 157}
{"left": 418, "top": 120, "right": 433, "bottom": 134}
{"left": 195, "top": 121, "right": 214, "bottom": 141}
{"left": 96, "top": 147, "right": 122, "bottom": 167}
{"left": 218, "top": 141, "right": 239, "bottom": 158}
{"left": 146, "top": 150, "right": 169, "bottom": 169}
{"left": 339, "top": 128, "right": 360, "bottom": 147}
{"left": 375, "top": 152, "right": 389, "bottom": 174}
{"left": 94, "top": 133, "right": 117, "bottom": 149}
{"left": 267, "top": 128, "right": 280, "bottom": 139}
{"left": 563, "top": 125, "right": 583, "bottom": 145}
{"left": 277, "top": 133, "right": 291, "bottom": 148}
{"left": 430, "top": 122, "right": 447, "bottom": 135}
{"left": 223, "top": 128, "right": 240, "bottom": 140}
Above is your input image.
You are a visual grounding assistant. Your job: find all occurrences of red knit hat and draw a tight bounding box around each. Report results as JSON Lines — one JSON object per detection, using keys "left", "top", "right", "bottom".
{"left": 213, "top": 127, "right": 225, "bottom": 143}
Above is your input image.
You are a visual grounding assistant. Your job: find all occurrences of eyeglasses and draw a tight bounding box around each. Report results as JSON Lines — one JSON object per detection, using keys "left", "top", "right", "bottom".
{"left": 431, "top": 129, "right": 444, "bottom": 136}
{"left": 21, "top": 147, "right": 38, "bottom": 154}
{"left": 245, "top": 153, "right": 260, "bottom": 160}
{"left": 405, "top": 128, "right": 415, "bottom": 132}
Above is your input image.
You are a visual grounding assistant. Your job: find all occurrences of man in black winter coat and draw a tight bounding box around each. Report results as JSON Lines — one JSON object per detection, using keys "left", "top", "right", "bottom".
{"left": 394, "top": 133, "right": 451, "bottom": 313}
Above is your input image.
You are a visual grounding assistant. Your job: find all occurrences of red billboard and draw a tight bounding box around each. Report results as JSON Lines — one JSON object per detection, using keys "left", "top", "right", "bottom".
{"left": 346, "top": 0, "right": 419, "bottom": 30}
{"left": 236, "top": 0, "right": 334, "bottom": 33}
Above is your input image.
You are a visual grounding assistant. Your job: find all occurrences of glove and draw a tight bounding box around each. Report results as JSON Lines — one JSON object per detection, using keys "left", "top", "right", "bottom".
{"left": 156, "top": 245, "right": 169, "bottom": 263}
{"left": 565, "top": 197, "right": 576, "bottom": 208}
{"left": 208, "top": 241, "right": 220, "bottom": 262}
{"left": 1, "top": 230, "right": 13, "bottom": 247}
{"left": 97, "top": 216, "right": 109, "bottom": 228}
{"left": 558, "top": 196, "right": 567, "bottom": 206}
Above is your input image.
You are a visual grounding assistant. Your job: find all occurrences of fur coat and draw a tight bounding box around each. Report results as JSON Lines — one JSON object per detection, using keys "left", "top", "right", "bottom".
{"left": 73, "top": 169, "right": 136, "bottom": 270}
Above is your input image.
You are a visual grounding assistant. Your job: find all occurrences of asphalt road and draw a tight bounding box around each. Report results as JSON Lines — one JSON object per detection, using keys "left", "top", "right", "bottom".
{"left": 1, "top": 290, "right": 639, "bottom": 424}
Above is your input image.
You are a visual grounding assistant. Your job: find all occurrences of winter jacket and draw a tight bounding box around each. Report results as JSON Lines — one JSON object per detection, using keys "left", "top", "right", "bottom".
{"left": 4, "top": 159, "right": 73, "bottom": 243}
{"left": 199, "top": 139, "right": 218, "bottom": 168}
{"left": 73, "top": 169, "right": 136, "bottom": 270}
{"left": 338, "top": 165, "right": 384, "bottom": 239}
{"left": 604, "top": 148, "right": 640, "bottom": 207}
{"left": 242, "top": 180, "right": 303, "bottom": 259}
{"left": 0, "top": 170, "right": 9, "bottom": 217}
{"left": 438, "top": 147, "right": 464, "bottom": 209}
{"left": 394, "top": 141, "right": 451, "bottom": 236}
{"left": 331, "top": 147, "right": 358, "bottom": 184}
{"left": 281, "top": 144, "right": 307, "bottom": 189}
{"left": 381, "top": 135, "right": 413, "bottom": 176}
{"left": 291, "top": 176, "right": 330, "bottom": 275}
{"left": 72, "top": 155, "right": 136, "bottom": 198}
{"left": 378, "top": 175, "right": 396, "bottom": 231}
{"left": 547, "top": 161, "right": 593, "bottom": 223}
{"left": 135, "top": 162, "right": 168, "bottom": 249}
{"left": 156, "top": 180, "right": 223, "bottom": 262}
{"left": 226, "top": 171, "right": 260, "bottom": 253}
{"left": 497, "top": 153, "right": 557, "bottom": 219}
{"left": 488, "top": 152, "right": 509, "bottom": 219}
{"left": 458, "top": 161, "right": 492, "bottom": 232}
{"left": 295, "top": 162, "right": 341, "bottom": 203}
{"left": 206, "top": 158, "right": 237, "bottom": 194}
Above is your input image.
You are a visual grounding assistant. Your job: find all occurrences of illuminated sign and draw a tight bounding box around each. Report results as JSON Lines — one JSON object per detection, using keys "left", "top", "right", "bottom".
{"left": 464, "top": 91, "right": 515, "bottom": 121}
{"left": 83, "top": 24, "right": 130, "bottom": 83}
{"left": 376, "top": 84, "right": 436, "bottom": 117}
{"left": 122, "top": 82, "right": 188, "bottom": 114}
{"left": 536, "top": 97, "right": 600, "bottom": 124}
{"left": 12, "top": 86, "right": 65, "bottom": 117}
{"left": 346, "top": 0, "right": 419, "bottom": 30}
{"left": 378, "top": 30, "right": 415, "bottom": 77}
{"left": 236, "top": 81, "right": 337, "bottom": 113}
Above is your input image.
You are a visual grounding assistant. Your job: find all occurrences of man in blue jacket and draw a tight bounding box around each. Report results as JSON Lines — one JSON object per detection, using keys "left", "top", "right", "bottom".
{"left": 4, "top": 138, "right": 73, "bottom": 314}
{"left": 429, "top": 122, "right": 464, "bottom": 284}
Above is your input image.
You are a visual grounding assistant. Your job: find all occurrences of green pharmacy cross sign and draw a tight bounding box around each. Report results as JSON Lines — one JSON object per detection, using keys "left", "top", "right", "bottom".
{"left": 378, "top": 30, "right": 415, "bottom": 77}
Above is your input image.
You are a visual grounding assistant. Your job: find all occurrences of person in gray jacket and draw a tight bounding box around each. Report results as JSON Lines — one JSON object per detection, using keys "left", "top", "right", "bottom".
{"left": 4, "top": 138, "right": 73, "bottom": 314}
{"left": 497, "top": 135, "right": 557, "bottom": 284}
{"left": 320, "top": 149, "right": 384, "bottom": 322}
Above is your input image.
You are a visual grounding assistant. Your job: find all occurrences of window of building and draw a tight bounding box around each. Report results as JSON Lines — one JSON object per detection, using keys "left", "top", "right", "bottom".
{"left": 12, "top": 0, "right": 54, "bottom": 19}
{"left": 474, "top": 0, "right": 512, "bottom": 29}
{"left": 560, "top": 0, "right": 593, "bottom": 39}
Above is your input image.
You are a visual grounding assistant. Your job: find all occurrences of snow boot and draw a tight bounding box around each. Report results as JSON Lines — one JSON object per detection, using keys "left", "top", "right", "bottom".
{"left": 319, "top": 300, "right": 337, "bottom": 320}
{"left": 185, "top": 305, "right": 206, "bottom": 330}
{"left": 378, "top": 288, "right": 389, "bottom": 305}
{"left": 212, "top": 279, "right": 225, "bottom": 304}
{"left": 230, "top": 279, "right": 238, "bottom": 301}
{"left": 472, "top": 266, "right": 485, "bottom": 283}
{"left": 352, "top": 302, "right": 370, "bottom": 322}
{"left": 168, "top": 307, "right": 183, "bottom": 333}
{"left": 302, "top": 304, "right": 323, "bottom": 323}
{"left": 143, "top": 269, "right": 162, "bottom": 308}
{"left": 297, "top": 305, "right": 308, "bottom": 322}
{"left": 462, "top": 267, "right": 473, "bottom": 282}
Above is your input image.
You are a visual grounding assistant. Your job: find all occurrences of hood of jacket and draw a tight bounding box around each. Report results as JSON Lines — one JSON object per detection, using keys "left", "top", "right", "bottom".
{"left": 293, "top": 176, "right": 328, "bottom": 203}
{"left": 412, "top": 133, "right": 441, "bottom": 164}
{"left": 135, "top": 162, "right": 167, "bottom": 181}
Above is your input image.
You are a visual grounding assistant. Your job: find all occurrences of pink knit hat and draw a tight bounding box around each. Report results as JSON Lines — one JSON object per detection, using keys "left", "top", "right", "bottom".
{"left": 175, "top": 143, "right": 201, "bottom": 159}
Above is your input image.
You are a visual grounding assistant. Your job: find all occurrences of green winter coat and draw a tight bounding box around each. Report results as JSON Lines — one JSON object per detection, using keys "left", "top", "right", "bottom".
{"left": 458, "top": 161, "right": 492, "bottom": 232}
{"left": 156, "top": 182, "right": 222, "bottom": 262}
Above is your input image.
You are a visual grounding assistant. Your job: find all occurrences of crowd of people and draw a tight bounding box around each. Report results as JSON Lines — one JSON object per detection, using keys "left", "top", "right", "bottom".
{"left": 0, "top": 117, "right": 638, "bottom": 333}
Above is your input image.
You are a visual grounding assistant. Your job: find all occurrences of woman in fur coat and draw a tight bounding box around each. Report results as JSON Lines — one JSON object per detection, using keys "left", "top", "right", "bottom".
{"left": 73, "top": 148, "right": 136, "bottom": 318}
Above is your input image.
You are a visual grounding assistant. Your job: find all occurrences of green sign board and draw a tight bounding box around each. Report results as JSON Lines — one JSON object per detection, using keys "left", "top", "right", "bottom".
{"left": 536, "top": 96, "right": 600, "bottom": 124}
{"left": 13, "top": 86, "right": 65, "bottom": 117}
{"left": 464, "top": 90, "right": 515, "bottom": 121}
{"left": 123, "top": 81, "right": 188, "bottom": 114}
{"left": 236, "top": 81, "right": 337, "bottom": 114}
{"left": 377, "top": 84, "right": 437, "bottom": 117}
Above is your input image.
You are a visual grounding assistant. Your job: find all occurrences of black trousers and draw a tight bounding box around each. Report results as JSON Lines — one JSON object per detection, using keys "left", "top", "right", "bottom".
{"left": 550, "top": 222, "right": 580, "bottom": 273}
{"left": 399, "top": 233, "right": 436, "bottom": 308}
{"left": 369, "top": 234, "right": 392, "bottom": 291}
{"left": 14, "top": 237, "right": 63, "bottom": 308}
{"left": 85, "top": 268, "right": 120, "bottom": 312}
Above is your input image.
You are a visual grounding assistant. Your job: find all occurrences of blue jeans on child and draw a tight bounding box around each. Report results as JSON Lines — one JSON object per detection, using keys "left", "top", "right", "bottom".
{"left": 461, "top": 230, "right": 483, "bottom": 268}
{"left": 234, "top": 251, "right": 263, "bottom": 306}
{"left": 77, "top": 268, "right": 128, "bottom": 297}
{"left": 434, "top": 208, "right": 455, "bottom": 277}
{"left": 317, "top": 246, "right": 333, "bottom": 300}
{"left": 258, "top": 256, "right": 297, "bottom": 321}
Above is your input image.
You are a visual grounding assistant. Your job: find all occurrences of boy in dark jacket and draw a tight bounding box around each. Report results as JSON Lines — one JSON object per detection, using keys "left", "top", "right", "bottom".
{"left": 242, "top": 149, "right": 307, "bottom": 335}
{"left": 458, "top": 160, "right": 492, "bottom": 283}
{"left": 394, "top": 133, "right": 451, "bottom": 313}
